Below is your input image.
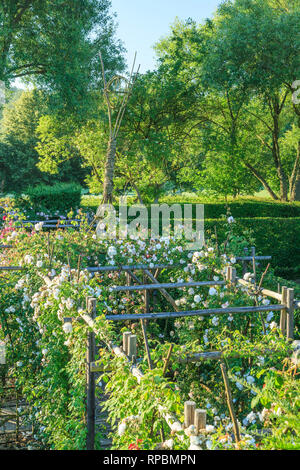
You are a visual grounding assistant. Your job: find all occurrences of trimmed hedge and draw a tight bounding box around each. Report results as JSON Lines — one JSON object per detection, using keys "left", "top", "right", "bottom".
{"left": 24, "top": 183, "right": 82, "bottom": 213}
{"left": 81, "top": 197, "right": 300, "bottom": 219}
{"left": 80, "top": 197, "right": 300, "bottom": 278}
{"left": 205, "top": 217, "right": 300, "bottom": 279}
{"left": 202, "top": 201, "right": 300, "bottom": 219}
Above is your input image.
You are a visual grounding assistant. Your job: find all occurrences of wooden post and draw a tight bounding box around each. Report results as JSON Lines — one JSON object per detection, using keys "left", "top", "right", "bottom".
{"left": 15, "top": 390, "right": 20, "bottom": 442}
{"left": 184, "top": 401, "right": 195, "bottom": 428}
{"left": 286, "top": 288, "right": 295, "bottom": 341}
{"left": 280, "top": 286, "right": 288, "bottom": 335}
{"left": 226, "top": 266, "right": 231, "bottom": 282}
{"left": 140, "top": 320, "right": 153, "bottom": 369}
{"left": 141, "top": 273, "right": 153, "bottom": 369}
{"left": 251, "top": 246, "right": 256, "bottom": 285}
{"left": 86, "top": 297, "right": 96, "bottom": 450}
{"left": 194, "top": 409, "right": 206, "bottom": 433}
{"left": 230, "top": 267, "right": 237, "bottom": 286}
{"left": 242, "top": 247, "right": 248, "bottom": 276}
{"left": 128, "top": 335, "right": 137, "bottom": 361}
{"left": 220, "top": 361, "right": 240, "bottom": 447}
{"left": 123, "top": 331, "right": 131, "bottom": 356}
{"left": 126, "top": 271, "right": 131, "bottom": 297}
{"left": 162, "top": 344, "right": 174, "bottom": 377}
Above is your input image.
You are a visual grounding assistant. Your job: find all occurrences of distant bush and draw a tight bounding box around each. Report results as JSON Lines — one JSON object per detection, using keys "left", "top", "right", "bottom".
{"left": 23, "top": 183, "right": 82, "bottom": 213}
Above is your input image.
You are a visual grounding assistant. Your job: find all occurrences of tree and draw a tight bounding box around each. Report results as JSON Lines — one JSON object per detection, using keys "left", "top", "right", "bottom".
{"left": 154, "top": 18, "right": 260, "bottom": 199}
{"left": 98, "top": 53, "right": 139, "bottom": 204}
{"left": 0, "top": 90, "right": 86, "bottom": 191}
{"left": 35, "top": 65, "right": 200, "bottom": 204}
{"left": 0, "top": 0, "right": 124, "bottom": 109}
{"left": 202, "top": 0, "right": 300, "bottom": 200}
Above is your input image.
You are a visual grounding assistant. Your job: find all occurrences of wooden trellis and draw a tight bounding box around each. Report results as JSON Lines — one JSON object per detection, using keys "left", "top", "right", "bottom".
{"left": 1, "top": 242, "right": 298, "bottom": 450}
{"left": 77, "top": 256, "right": 297, "bottom": 449}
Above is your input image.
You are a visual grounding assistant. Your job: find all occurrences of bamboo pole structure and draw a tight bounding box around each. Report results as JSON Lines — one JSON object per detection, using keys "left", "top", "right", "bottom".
{"left": 105, "top": 304, "right": 283, "bottom": 322}
{"left": 110, "top": 280, "right": 226, "bottom": 292}
{"left": 177, "top": 348, "right": 289, "bottom": 364}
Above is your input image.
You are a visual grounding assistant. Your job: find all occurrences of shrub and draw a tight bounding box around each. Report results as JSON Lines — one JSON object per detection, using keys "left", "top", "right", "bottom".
{"left": 23, "top": 183, "right": 82, "bottom": 214}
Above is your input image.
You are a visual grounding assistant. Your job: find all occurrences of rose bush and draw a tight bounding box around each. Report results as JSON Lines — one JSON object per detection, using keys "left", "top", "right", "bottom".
{"left": 0, "top": 199, "right": 298, "bottom": 450}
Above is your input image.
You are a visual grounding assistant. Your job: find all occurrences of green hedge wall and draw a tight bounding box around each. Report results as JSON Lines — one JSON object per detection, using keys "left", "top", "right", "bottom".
{"left": 83, "top": 199, "right": 300, "bottom": 279}
{"left": 23, "top": 183, "right": 82, "bottom": 213}
{"left": 82, "top": 199, "right": 300, "bottom": 219}
{"left": 205, "top": 217, "right": 300, "bottom": 279}
{"left": 202, "top": 201, "right": 300, "bottom": 219}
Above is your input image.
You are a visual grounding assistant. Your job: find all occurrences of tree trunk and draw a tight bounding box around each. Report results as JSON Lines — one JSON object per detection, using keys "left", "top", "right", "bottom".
{"left": 271, "top": 98, "right": 289, "bottom": 201}
{"left": 244, "top": 162, "right": 279, "bottom": 200}
{"left": 290, "top": 177, "right": 300, "bottom": 201}
{"left": 101, "top": 137, "right": 116, "bottom": 204}
{"left": 132, "top": 182, "right": 144, "bottom": 205}
{"left": 289, "top": 141, "right": 300, "bottom": 201}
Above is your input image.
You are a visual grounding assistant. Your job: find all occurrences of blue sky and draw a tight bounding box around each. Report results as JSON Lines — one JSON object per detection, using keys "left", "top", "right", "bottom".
{"left": 14, "top": 1, "right": 222, "bottom": 88}
{"left": 111, "top": 0, "right": 222, "bottom": 73}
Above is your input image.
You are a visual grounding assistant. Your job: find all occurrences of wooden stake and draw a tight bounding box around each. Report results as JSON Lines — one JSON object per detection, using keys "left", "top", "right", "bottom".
{"left": 242, "top": 247, "right": 248, "bottom": 276}
{"left": 123, "top": 332, "right": 131, "bottom": 356}
{"left": 77, "top": 254, "right": 82, "bottom": 282}
{"left": 144, "top": 269, "right": 179, "bottom": 312}
{"left": 126, "top": 271, "right": 131, "bottom": 297}
{"left": 128, "top": 335, "right": 137, "bottom": 361}
{"left": 162, "top": 344, "right": 174, "bottom": 377}
{"left": 286, "top": 288, "right": 295, "bottom": 341}
{"left": 251, "top": 247, "right": 256, "bottom": 286}
{"left": 140, "top": 320, "right": 153, "bottom": 369}
{"left": 194, "top": 409, "right": 206, "bottom": 433}
{"left": 86, "top": 297, "right": 96, "bottom": 450}
{"left": 140, "top": 274, "right": 153, "bottom": 369}
{"left": 230, "top": 267, "right": 237, "bottom": 286}
{"left": 184, "top": 401, "right": 196, "bottom": 428}
{"left": 220, "top": 361, "right": 240, "bottom": 447}
{"left": 280, "top": 286, "right": 288, "bottom": 335}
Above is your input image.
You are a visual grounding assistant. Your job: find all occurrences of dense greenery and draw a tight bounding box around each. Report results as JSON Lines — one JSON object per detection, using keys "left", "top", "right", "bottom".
{"left": 0, "top": 0, "right": 299, "bottom": 453}
{"left": 81, "top": 196, "right": 300, "bottom": 219}
{"left": 0, "top": 203, "right": 299, "bottom": 450}
{"left": 1, "top": 0, "right": 299, "bottom": 202}
{"left": 20, "top": 183, "right": 83, "bottom": 214}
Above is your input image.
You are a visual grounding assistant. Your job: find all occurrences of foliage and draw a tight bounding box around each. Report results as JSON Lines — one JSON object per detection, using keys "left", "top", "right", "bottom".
{"left": 0, "top": 90, "right": 87, "bottom": 192}
{"left": 205, "top": 217, "right": 300, "bottom": 279}
{"left": 0, "top": 0, "right": 124, "bottom": 111}
{"left": 0, "top": 202, "right": 298, "bottom": 450}
{"left": 19, "top": 183, "right": 83, "bottom": 214}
